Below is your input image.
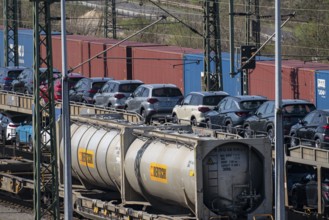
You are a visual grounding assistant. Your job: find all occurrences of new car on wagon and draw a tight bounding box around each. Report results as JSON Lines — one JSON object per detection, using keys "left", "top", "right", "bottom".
{"left": 205, "top": 95, "right": 268, "bottom": 132}
{"left": 243, "top": 99, "right": 316, "bottom": 141}
{"left": 125, "top": 84, "right": 183, "bottom": 123}
{"left": 69, "top": 77, "right": 112, "bottom": 104}
{"left": 0, "top": 66, "right": 27, "bottom": 91}
{"left": 93, "top": 80, "right": 143, "bottom": 109}
{"left": 172, "top": 91, "right": 228, "bottom": 126}
{"left": 289, "top": 109, "right": 329, "bottom": 149}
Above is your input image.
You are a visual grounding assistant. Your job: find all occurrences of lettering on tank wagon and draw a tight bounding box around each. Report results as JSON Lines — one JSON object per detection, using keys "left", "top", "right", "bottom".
{"left": 78, "top": 149, "right": 95, "bottom": 168}
{"left": 218, "top": 147, "right": 244, "bottom": 171}
{"left": 150, "top": 163, "right": 168, "bottom": 183}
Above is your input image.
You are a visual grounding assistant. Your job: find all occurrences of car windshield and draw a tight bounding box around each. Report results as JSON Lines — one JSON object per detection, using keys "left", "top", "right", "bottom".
{"left": 283, "top": 104, "right": 316, "bottom": 115}
{"left": 8, "top": 71, "right": 22, "bottom": 79}
{"left": 240, "top": 100, "right": 266, "bottom": 110}
{"left": 203, "top": 96, "right": 226, "bottom": 105}
{"left": 92, "top": 82, "right": 106, "bottom": 90}
{"left": 119, "top": 83, "right": 142, "bottom": 93}
{"left": 68, "top": 77, "right": 84, "bottom": 88}
{"left": 152, "top": 88, "right": 182, "bottom": 97}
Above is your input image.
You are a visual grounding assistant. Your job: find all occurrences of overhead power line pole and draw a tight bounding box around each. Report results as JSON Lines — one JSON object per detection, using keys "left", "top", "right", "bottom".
{"left": 104, "top": 0, "right": 117, "bottom": 39}
{"left": 204, "top": 0, "right": 222, "bottom": 91}
{"left": 32, "top": 0, "right": 59, "bottom": 219}
{"left": 4, "top": 0, "right": 19, "bottom": 66}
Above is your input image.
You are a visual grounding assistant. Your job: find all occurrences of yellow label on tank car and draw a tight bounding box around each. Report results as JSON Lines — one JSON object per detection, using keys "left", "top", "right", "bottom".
{"left": 150, "top": 163, "right": 168, "bottom": 183}
{"left": 78, "top": 149, "right": 95, "bottom": 168}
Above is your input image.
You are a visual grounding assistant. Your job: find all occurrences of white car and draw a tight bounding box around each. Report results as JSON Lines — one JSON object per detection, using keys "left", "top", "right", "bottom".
{"left": 0, "top": 113, "right": 31, "bottom": 143}
{"left": 172, "top": 91, "right": 229, "bottom": 126}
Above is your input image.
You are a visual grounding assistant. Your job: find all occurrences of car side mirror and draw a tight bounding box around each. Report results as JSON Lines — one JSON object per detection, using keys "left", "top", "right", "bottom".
{"left": 130, "top": 93, "right": 135, "bottom": 98}
{"left": 256, "top": 112, "right": 262, "bottom": 116}
{"left": 214, "top": 106, "right": 219, "bottom": 111}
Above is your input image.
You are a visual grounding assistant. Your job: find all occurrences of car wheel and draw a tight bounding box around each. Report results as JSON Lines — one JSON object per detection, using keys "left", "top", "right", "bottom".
{"left": 244, "top": 125, "right": 252, "bottom": 138}
{"left": 28, "top": 136, "right": 33, "bottom": 151}
{"left": 225, "top": 121, "right": 232, "bottom": 133}
{"left": 15, "top": 133, "right": 20, "bottom": 148}
{"left": 206, "top": 120, "right": 212, "bottom": 129}
{"left": 290, "top": 133, "right": 300, "bottom": 148}
{"left": 267, "top": 127, "right": 275, "bottom": 143}
{"left": 291, "top": 192, "right": 302, "bottom": 210}
{"left": 191, "top": 118, "right": 197, "bottom": 126}
{"left": 172, "top": 114, "right": 178, "bottom": 124}
{"left": 315, "top": 138, "right": 321, "bottom": 148}
{"left": 141, "top": 110, "right": 150, "bottom": 124}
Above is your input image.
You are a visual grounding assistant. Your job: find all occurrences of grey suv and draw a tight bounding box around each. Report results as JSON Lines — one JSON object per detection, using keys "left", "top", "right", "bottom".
{"left": 0, "top": 66, "right": 27, "bottom": 91}
{"left": 93, "top": 80, "right": 143, "bottom": 109}
{"left": 125, "top": 84, "right": 183, "bottom": 123}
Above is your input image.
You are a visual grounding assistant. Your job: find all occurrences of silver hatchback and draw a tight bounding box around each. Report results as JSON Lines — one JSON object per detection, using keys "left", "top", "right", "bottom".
{"left": 93, "top": 80, "right": 143, "bottom": 109}
{"left": 125, "top": 84, "right": 183, "bottom": 123}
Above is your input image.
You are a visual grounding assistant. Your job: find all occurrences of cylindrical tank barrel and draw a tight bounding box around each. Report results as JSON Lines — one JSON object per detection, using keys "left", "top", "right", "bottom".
{"left": 124, "top": 138, "right": 196, "bottom": 208}
{"left": 60, "top": 123, "right": 121, "bottom": 190}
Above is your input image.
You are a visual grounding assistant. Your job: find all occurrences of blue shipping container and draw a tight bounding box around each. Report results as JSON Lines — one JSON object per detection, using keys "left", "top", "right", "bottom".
{"left": 0, "top": 30, "right": 3, "bottom": 67}
{"left": 184, "top": 52, "right": 242, "bottom": 96}
{"left": 315, "top": 70, "right": 329, "bottom": 109}
{"left": 0, "top": 29, "right": 34, "bottom": 68}
{"left": 18, "top": 30, "right": 34, "bottom": 68}
{"left": 183, "top": 53, "right": 203, "bottom": 95}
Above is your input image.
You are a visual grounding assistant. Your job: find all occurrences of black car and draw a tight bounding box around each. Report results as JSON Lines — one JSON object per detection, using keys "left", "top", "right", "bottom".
{"left": 0, "top": 66, "right": 27, "bottom": 91}
{"left": 11, "top": 68, "right": 33, "bottom": 94}
{"left": 69, "top": 77, "right": 112, "bottom": 104}
{"left": 289, "top": 109, "right": 329, "bottom": 149}
{"left": 243, "top": 99, "right": 316, "bottom": 141}
{"left": 204, "top": 95, "right": 268, "bottom": 132}
{"left": 289, "top": 172, "right": 329, "bottom": 214}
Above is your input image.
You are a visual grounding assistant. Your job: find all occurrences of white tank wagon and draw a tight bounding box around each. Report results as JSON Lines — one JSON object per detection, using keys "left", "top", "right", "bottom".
{"left": 59, "top": 117, "right": 272, "bottom": 220}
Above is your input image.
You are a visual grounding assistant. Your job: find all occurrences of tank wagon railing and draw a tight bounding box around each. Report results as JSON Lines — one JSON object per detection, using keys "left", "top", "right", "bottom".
{"left": 0, "top": 91, "right": 142, "bottom": 123}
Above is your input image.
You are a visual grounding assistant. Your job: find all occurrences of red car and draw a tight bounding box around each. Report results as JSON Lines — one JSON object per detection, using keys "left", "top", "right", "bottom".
{"left": 40, "top": 72, "right": 84, "bottom": 102}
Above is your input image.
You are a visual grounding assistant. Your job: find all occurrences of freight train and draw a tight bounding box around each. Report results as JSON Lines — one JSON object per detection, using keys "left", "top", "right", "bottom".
{"left": 59, "top": 114, "right": 273, "bottom": 220}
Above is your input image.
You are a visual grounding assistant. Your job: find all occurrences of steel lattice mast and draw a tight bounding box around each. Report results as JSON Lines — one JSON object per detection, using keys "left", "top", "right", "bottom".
{"left": 104, "top": 0, "right": 117, "bottom": 39}
{"left": 3, "top": 0, "right": 18, "bottom": 66}
{"left": 203, "top": 0, "right": 222, "bottom": 91}
{"left": 32, "top": 0, "right": 59, "bottom": 219}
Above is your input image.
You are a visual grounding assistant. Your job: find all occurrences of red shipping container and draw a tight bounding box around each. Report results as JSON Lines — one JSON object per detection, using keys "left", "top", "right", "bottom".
{"left": 249, "top": 60, "right": 329, "bottom": 104}
{"left": 105, "top": 41, "right": 166, "bottom": 80}
{"left": 51, "top": 35, "right": 86, "bottom": 75}
{"left": 132, "top": 46, "right": 202, "bottom": 93}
